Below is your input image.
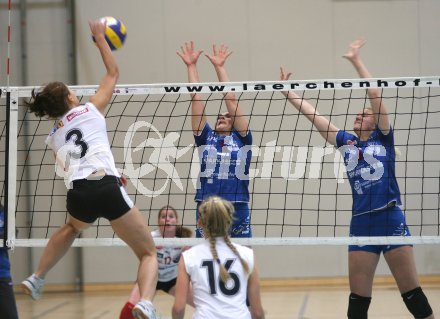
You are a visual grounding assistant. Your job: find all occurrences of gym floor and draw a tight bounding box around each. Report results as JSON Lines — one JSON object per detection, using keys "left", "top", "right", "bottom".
{"left": 15, "top": 278, "right": 440, "bottom": 319}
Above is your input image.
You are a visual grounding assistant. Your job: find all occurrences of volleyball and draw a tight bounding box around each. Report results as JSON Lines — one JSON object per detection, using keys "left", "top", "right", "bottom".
{"left": 93, "top": 16, "right": 127, "bottom": 50}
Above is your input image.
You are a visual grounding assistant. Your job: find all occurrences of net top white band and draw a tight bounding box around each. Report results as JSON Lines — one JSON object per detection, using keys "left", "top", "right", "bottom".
{"left": 1, "top": 236, "right": 439, "bottom": 248}
{"left": 1, "top": 76, "right": 439, "bottom": 97}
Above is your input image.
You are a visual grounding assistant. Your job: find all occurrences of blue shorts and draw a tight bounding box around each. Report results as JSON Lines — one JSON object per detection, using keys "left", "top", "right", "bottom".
{"left": 349, "top": 206, "right": 411, "bottom": 254}
{"left": 196, "top": 202, "right": 252, "bottom": 238}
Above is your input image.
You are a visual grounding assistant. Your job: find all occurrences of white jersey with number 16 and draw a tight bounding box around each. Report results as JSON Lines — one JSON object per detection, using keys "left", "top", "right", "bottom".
{"left": 182, "top": 238, "right": 254, "bottom": 319}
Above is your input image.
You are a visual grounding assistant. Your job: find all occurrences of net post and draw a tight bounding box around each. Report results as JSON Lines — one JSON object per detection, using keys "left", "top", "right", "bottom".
{"left": 5, "top": 88, "right": 18, "bottom": 249}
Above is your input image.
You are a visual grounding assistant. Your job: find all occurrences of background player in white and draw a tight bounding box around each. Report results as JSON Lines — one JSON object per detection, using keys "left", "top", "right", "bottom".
{"left": 21, "top": 19, "right": 159, "bottom": 319}
{"left": 172, "top": 196, "right": 265, "bottom": 319}
{"left": 119, "top": 206, "right": 194, "bottom": 319}
{"left": 280, "top": 38, "right": 434, "bottom": 319}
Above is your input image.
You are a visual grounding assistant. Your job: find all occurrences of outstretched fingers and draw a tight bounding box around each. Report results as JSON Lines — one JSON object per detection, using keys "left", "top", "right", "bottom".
{"left": 280, "top": 67, "right": 292, "bottom": 81}
{"left": 343, "top": 37, "right": 367, "bottom": 60}
{"left": 219, "top": 44, "right": 232, "bottom": 58}
{"left": 176, "top": 41, "right": 203, "bottom": 65}
{"left": 205, "top": 43, "right": 233, "bottom": 67}
{"left": 351, "top": 37, "right": 367, "bottom": 49}
{"left": 177, "top": 41, "right": 192, "bottom": 55}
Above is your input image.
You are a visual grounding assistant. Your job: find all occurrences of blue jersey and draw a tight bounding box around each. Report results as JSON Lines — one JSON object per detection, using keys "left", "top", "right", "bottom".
{"left": 0, "top": 208, "right": 11, "bottom": 279}
{"left": 336, "top": 126, "right": 401, "bottom": 216}
{"left": 194, "top": 123, "right": 252, "bottom": 203}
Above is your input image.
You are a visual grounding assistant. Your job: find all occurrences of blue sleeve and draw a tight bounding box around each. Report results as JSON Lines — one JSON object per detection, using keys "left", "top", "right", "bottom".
{"left": 233, "top": 129, "right": 252, "bottom": 145}
{"left": 336, "top": 130, "right": 356, "bottom": 148}
{"left": 194, "top": 123, "right": 212, "bottom": 147}
{"left": 0, "top": 209, "right": 4, "bottom": 238}
{"left": 0, "top": 209, "right": 11, "bottom": 278}
{"left": 376, "top": 125, "right": 394, "bottom": 146}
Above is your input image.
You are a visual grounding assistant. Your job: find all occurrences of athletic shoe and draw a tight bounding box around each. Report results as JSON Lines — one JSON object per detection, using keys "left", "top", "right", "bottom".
{"left": 132, "top": 299, "right": 157, "bottom": 319}
{"left": 21, "top": 274, "right": 45, "bottom": 300}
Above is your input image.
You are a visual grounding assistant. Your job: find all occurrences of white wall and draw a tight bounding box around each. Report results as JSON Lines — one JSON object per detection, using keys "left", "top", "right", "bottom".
{"left": 4, "top": 0, "right": 440, "bottom": 286}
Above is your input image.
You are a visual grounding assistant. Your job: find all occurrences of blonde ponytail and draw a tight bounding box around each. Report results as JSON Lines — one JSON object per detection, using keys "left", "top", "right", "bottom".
{"left": 198, "top": 196, "right": 249, "bottom": 282}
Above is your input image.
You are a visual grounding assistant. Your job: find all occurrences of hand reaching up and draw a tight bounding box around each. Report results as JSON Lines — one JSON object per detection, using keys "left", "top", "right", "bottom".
{"left": 342, "top": 37, "right": 366, "bottom": 62}
{"left": 205, "top": 44, "right": 232, "bottom": 68}
{"left": 176, "top": 41, "right": 203, "bottom": 67}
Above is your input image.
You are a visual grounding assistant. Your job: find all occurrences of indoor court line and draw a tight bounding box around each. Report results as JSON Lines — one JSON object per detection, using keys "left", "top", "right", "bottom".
{"left": 297, "top": 293, "right": 309, "bottom": 319}
{"left": 30, "top": 300, "right": 70, "bottom": 319}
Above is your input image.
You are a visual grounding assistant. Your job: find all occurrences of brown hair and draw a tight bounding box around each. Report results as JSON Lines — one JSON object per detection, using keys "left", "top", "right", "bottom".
{"left": 25, "top": 81, "right": 71, "bottom": 119}
{"left": 198, "top": 196, "right": 249, "bottom": 283}
{"left": 157, "top": 205, "right": 192, "bottom": 238}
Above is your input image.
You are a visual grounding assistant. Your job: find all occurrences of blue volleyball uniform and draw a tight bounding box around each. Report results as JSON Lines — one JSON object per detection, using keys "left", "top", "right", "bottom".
{"left": 0, "top": 206, "right": 19, "bottom": 319}
{"left": 0, "top": 210, "right": 11, "bottom": 279}
{"left": 194, "top": 123, "right": 252, "bottom": 238}
{"left": 336, "top": 126, "right": 410, "bottom": 253}
{"left": 349, "top": 205, "right": 410, "bottom": 253}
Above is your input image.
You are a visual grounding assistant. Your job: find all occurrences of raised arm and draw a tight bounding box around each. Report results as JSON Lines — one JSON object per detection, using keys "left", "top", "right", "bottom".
{"left": 88, "top": 19, "right": 119, "bottom": 113}
{"left": 177, "top": 41, "right": 206, "bottom": 135}
{"left": 343, "top": 38, "right": 390, "bottom": 134}
{"left": 205, "top": 44, "right": 249, "bottom": 137}
{"left": 280, "top": 67, "right": 339, "bottom": 146}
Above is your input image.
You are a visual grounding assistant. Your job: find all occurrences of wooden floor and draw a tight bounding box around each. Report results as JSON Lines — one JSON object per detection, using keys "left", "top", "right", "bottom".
{"left": 16, "top": 282, "right": 440, "bottom": 319}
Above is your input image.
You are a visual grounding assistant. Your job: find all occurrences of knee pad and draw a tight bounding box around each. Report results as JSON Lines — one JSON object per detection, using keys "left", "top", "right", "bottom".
{"left": 401, "top": 287, "right": 433, "bottom": 319}
{"left": 347, "top": 293, "right": 371, "bottom": 319}
{"left": 119, "top": 302, "right": 135, "bottom": 319}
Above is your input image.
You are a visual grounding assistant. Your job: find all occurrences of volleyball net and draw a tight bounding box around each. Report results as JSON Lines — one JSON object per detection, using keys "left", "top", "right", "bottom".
{"left": 1, "top": 76, "right": 440, "bottom": 247}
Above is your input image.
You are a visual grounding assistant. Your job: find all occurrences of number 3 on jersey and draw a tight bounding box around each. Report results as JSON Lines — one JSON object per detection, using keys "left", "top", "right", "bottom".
{"left": 202, "top": 258, "right": 240, "bottom": 296}
{"left": 66, "top": 129, "right": 88, "bottom": 159}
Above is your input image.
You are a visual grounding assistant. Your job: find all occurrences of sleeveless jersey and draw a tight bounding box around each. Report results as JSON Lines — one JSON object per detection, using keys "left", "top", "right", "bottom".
{"left": 151, "top": 229, "right": 183, "bottom": 282}
{"left": 336, "top": 126, "right": 402, "bottom": 216}
{"left": 45, "top": 103, "right": 119, "bottom": 187}
{"left": 182, "top": 238, "right": 254, "bottom": 319}
{"left": 194, "top": 123, "right": 252, "bottom": 203}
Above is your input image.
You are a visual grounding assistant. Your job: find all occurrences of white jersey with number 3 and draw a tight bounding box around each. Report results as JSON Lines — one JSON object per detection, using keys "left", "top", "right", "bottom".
{"left": 182, "top": 238, "right": 254, "bottom": 319}
{"left": 45, "top": 102, "right": 119, "bottom": 187}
